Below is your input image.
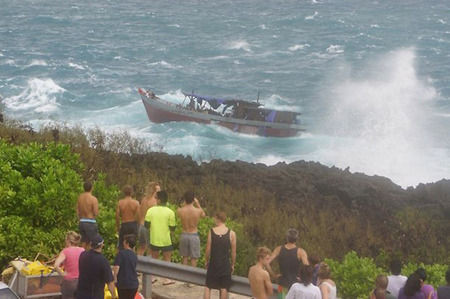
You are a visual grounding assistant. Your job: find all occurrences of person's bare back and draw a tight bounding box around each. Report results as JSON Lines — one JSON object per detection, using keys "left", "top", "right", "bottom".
{"left": 177, "top": 198, "right": 205, "bottom": 233}
{"left": 117, "top": 197, "right": 140, "bottom": 224}
{"left": 77, "top": 192, "right": 98, "bottom": 219}
{"left": 248, "top": 265, "right": 272, "bottom": 299}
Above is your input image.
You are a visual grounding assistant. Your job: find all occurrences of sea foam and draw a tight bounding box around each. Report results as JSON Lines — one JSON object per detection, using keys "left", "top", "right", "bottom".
{"left": 305, "top": 12, "right": 318, "bottom": 20}
{"left": 289, "top": 44, "right": 310, "bottom": 51}
{"left": 227, "top": 40, "right": 251, "bottom": 52}
{"left": 4, "top": 78, "right": 64, "bottom": 113}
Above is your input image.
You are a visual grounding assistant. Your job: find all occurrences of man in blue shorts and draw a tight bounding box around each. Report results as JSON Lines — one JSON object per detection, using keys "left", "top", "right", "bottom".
{"left": 77, "top": 181, "right": 99, "bottom": 249}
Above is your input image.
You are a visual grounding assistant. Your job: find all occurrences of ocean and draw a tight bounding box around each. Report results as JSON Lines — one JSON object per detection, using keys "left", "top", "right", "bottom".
{"left": 1, "top": 0, "right": 449, "bottom": 188}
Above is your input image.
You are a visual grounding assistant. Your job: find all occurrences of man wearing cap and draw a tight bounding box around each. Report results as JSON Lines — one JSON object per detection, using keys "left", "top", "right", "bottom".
{"left": 76, "top": 235, "right": 117, "bottom": 299}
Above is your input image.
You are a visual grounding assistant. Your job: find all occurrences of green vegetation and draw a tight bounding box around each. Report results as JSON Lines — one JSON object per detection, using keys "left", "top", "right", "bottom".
{"left": 0, "top": 119, "right": 449, "bottom": 298}
{"left": 0, "top": 140, "right": 83, "bottom": 266}
{"left": 325, "top": 251, "right": 448, "bottom": 299}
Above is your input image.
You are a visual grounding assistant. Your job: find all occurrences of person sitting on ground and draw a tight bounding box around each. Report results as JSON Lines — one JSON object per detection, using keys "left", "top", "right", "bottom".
{"left": 77, "top": 181, "right": 99, "bottom": 249}
{"left": 137, "top": 181, "right": 160, "bottom": 256}
{"left": 116, "top": 185, "right": 139, "bottom": 250}
{"left": 266, "top": 228, "right": 309, "bottom": 298}
{"left": 144, "top": 190, "right": 176, "bottom": 285}
{"left": 437, "top": 269, "right": 450, "bottom": 299}
{"left": 369, "top": 274, "right": 395, "bottom": 299}
{"left": 286, "top": 265, "right": 321, "bottom": 299}
{"left": 54, "top": 231, "right": 85, "bottom": 299}
{"left": 76, "top": 234, "right": 116, "bottom": 299}
{"left": 177, "top": 191, "right": 206, "bottom": 267}
{"left": 317, "top": 262, "right": 337, "bottom": 299}
{"left": 113, "top": 234, "right": 139, "bottom": 299}
{"left": 204, "top": 211, "right": 237, "bottom": 299}
{"left": 415, "top": 268, "right": 437, "bottom": 299}
{"left": 387, "top": 259, "right": 407, "bottom": 298}
{"left": 248, "top": 247, "right": 273, "bottom": 299}
{"left": 398, "top": 273, "right": 425, "bottom": 299}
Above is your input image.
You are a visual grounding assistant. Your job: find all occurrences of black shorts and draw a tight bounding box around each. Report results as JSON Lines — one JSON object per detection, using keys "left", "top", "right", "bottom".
{"left": 118, "top": 221, "right": 138, "bottom": 249}
{"left": 150, "top": 244, "right": 173, "bottom": 252}
{"left": 79, "top": 221, "right": 98, "bottom": 243}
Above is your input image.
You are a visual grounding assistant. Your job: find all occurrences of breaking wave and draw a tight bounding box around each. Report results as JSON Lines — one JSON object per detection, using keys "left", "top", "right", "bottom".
{"left": 309, "top": 48, "right": 448, "bottom": 187}
{"left": 3, "top": 78, "right": 64, "bottom": 113}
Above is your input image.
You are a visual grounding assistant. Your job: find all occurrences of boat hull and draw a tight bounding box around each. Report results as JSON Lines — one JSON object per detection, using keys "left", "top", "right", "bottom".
{"left": 140, "top": 89, "right": 300, "bottom": 137}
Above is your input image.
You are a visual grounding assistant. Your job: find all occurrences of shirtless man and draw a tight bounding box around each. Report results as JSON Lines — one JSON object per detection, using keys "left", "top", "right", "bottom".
{"left": 77, "top": 181, "right": 99, "bottom": 249}
{"left": 137, "top": 181, "right": 160, "bottom": 255}
{"left": 248, "top": 247, "right": 273, "bottom": 299}
{"left": 116, "top": 185, "right": 140, "bottom": 250}
{"left": 177, "top": 191, "right": 206, "bottom": 266}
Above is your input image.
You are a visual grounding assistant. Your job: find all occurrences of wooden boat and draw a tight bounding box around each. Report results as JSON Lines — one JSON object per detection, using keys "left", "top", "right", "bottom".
{"left": 138, "top": 88, "right": 304, "bottom": 137}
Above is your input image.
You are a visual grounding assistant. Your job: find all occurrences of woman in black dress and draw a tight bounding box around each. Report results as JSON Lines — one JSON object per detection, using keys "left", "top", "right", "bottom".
{"left": 204, "top": 212, "right": 237, "bottom": 299}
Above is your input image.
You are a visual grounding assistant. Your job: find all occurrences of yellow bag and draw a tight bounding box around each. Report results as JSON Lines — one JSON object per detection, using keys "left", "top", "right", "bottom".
{"left": 21, "top": 261, "right": 52, "bottom": 276}
{"left": 104, "top": 284, "right": 118, "bottom": 299}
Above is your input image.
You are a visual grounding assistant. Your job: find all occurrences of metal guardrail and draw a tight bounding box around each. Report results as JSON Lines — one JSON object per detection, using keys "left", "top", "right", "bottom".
{"left": 136, "top": 256, "right": 279, "bottom": 298}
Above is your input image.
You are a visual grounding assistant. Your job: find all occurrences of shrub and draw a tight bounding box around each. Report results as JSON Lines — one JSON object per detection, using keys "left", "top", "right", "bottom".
{"left": 325, "top": 251, "right": 383, "bottom": 299}
{"left": 0, "top": 141, "right": 83, "bottom": 267}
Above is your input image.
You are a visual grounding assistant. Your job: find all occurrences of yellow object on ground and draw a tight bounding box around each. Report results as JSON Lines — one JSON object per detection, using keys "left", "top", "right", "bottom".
{"left": 20, "top": 261, "right": 52, "bottom": 276}
{"left": 104, "top": 284, "right": 118, "bottom": 299}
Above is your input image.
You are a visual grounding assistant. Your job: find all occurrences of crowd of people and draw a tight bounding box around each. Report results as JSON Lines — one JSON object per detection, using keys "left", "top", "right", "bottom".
{"left": 53, "top": 181, "right": 450, "bottom": 299}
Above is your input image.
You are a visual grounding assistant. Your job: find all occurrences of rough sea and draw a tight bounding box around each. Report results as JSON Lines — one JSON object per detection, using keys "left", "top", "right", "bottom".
{"left": 1, "top": 0, "right": 449, "bottom": 188}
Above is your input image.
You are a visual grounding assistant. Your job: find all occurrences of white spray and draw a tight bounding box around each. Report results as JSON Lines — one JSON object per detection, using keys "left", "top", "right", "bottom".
{"left": 309, "top": 48, "right": 449, "bottom": 187}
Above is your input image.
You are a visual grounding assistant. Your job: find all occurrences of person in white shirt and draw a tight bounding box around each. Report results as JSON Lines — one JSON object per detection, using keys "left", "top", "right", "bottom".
{"left": 387, "top": 260, "right": 407, "bottom": 297}
{"left": 286, "top": 265, "right": 321, "bottom": 299}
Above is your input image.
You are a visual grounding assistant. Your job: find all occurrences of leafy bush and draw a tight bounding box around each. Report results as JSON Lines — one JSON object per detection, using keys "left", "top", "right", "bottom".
{"left": 325, "top": 251, "right": 383, "bottom": 299}
{"left": 325, "top": 252, "right": 448, "bottom": 298}
{"left": 92, "top": 174, "right": 121, "bottom": 261}
{"left": 0, "top": 141, "right": 83, "bottom": 267}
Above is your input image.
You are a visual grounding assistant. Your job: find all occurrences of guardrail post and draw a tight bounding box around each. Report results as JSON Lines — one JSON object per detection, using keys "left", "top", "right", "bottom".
{"left": 142, "top": 273, "right": 152, "bottom": 299}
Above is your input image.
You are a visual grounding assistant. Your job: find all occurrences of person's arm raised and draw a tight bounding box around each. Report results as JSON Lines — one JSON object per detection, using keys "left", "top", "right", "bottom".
{"left": 194, "top": 198, "right": 206, "bottom": 217}
{"left": 265, "top": 246, "right": 280, "bottom": 279}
